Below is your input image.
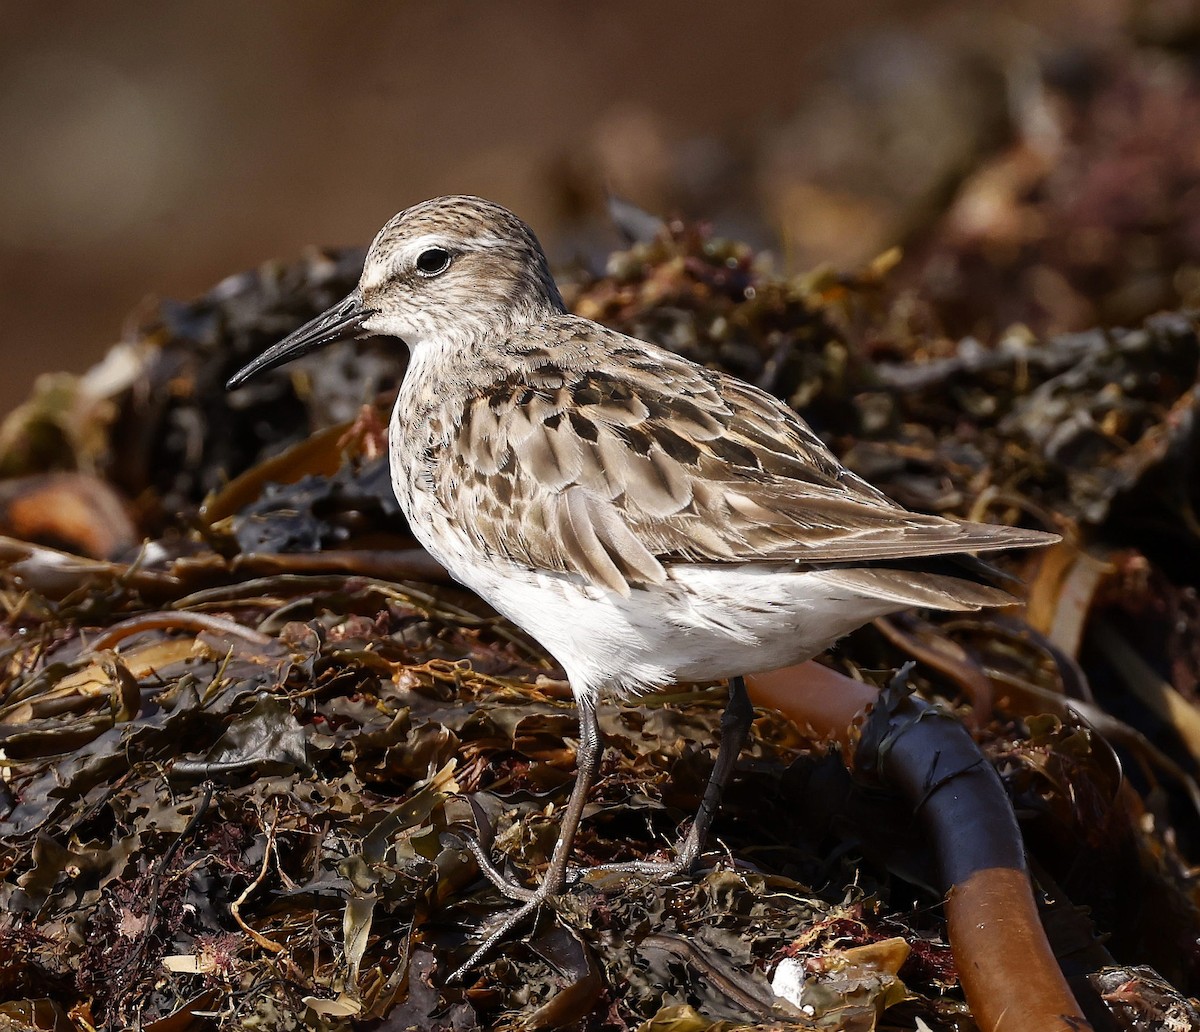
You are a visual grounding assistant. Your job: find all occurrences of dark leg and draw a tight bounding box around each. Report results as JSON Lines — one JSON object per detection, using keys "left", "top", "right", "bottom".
{"left": 590, "top": 675, "right": 753, "bottom": 880}
{"left": 539, "top": 692, "right": 602, "bottom": 894}
{"left": 449, "top": 679, "right": 753, "bottom": 981}
{"left": 449, "top": 694, "right": 602, "bottom": 981}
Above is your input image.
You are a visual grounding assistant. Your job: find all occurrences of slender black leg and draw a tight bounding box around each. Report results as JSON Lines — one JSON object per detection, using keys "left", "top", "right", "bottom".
{"left": 590, "top": 675, "right": 753, "bottom": 880}
{"left": 449, "top": 679, "right": 753, "bottom": 982}
{"left": 539, "top": 693, "right": 601, "bottom": 894}
{"left": 676, "top": 674, "right": 753, "bottom": 869}
{"left": 449, "top": 694, "right": 602, "bottom": 981}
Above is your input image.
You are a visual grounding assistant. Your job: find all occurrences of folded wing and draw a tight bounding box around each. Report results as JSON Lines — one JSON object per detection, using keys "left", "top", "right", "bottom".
{"left": 438, "top": 328, "right": 1055, "bottom": 596}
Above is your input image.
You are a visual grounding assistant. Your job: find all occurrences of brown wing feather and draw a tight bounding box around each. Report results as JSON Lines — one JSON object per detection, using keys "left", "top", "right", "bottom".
{"left": 435, "top": 325, "right": 1054, "bottom": 594}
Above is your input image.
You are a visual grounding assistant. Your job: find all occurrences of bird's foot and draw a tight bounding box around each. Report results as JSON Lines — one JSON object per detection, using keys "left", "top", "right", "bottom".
{"left": 577, "top": 823, "right": 704, "bottom": 884}
{"left": 581, "top": 854, "right": 693, "bottom": 882}
{"left": 446, "top": 824, "right": 582, "bottom": 983}
{"left": 450, "top": 827, "right": 536, "bottom": 902}
{"left": 446, "top": 854, "right": 572, "bottom": 984}
{"left": 447, "top": 892, "right": 546, "bottom": 983}
{"left": 446, "top": 826, "right": 710, "bottom": 983}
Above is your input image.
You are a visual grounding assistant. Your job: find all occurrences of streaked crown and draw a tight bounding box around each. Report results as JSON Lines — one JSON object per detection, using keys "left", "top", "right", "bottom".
{"left": 359, "top": 195, "right": 566, "bottom": 347}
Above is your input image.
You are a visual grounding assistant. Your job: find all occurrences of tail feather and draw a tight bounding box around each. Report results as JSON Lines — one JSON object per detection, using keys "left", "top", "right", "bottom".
{"left": 811, "top": 563, "right": 1019, "bottom": 611}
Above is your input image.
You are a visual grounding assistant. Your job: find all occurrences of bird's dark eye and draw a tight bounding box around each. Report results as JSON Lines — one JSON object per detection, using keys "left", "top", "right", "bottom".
{"left": 415, "top": 247, "right": 452, "bottom": 276}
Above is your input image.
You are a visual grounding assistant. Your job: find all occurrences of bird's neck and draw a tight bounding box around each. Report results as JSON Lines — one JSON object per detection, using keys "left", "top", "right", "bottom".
{"left": 414, "top": 293, "right": 561, "bottom": 351}
{"left": 400, "top": 307, "right": 558, "bottom": 403}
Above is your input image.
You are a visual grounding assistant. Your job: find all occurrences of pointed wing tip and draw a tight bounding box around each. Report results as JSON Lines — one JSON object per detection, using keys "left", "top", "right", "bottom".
{"left": 964, "top": 525, "right": 1061, "bottom": 553}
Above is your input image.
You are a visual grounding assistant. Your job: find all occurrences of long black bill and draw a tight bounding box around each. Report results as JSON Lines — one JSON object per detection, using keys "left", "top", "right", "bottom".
{"left": 225, "top": 292, "right": 375, "bottom": 390}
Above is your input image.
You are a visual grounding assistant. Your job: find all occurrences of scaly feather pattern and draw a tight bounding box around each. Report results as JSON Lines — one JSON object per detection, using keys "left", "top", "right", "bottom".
{"left": 392, "top": 313, "right": 1049, "bottom": 598}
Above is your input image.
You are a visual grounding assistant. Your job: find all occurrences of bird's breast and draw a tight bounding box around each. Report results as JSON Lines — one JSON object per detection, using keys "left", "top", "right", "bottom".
{"left": 387, "top": 399, "right": 436, "bottom": 514}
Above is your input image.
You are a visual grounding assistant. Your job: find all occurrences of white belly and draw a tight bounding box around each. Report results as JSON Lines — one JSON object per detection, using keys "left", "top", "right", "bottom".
{"left": 406, "top": 503, "right": 899, "bottom": 699}
{"left": 389, "top": 413, "right": 901, "bottom": 700}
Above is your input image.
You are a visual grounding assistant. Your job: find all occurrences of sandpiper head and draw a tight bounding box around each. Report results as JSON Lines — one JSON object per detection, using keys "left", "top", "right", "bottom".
{"left": 226, "top": 195, "right": 565, "bottom": 389}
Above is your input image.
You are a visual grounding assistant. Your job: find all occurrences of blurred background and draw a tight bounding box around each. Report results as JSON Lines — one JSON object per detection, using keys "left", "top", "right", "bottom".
{"left": 2, "top": 0, "right": 1196, "bottom": 415}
